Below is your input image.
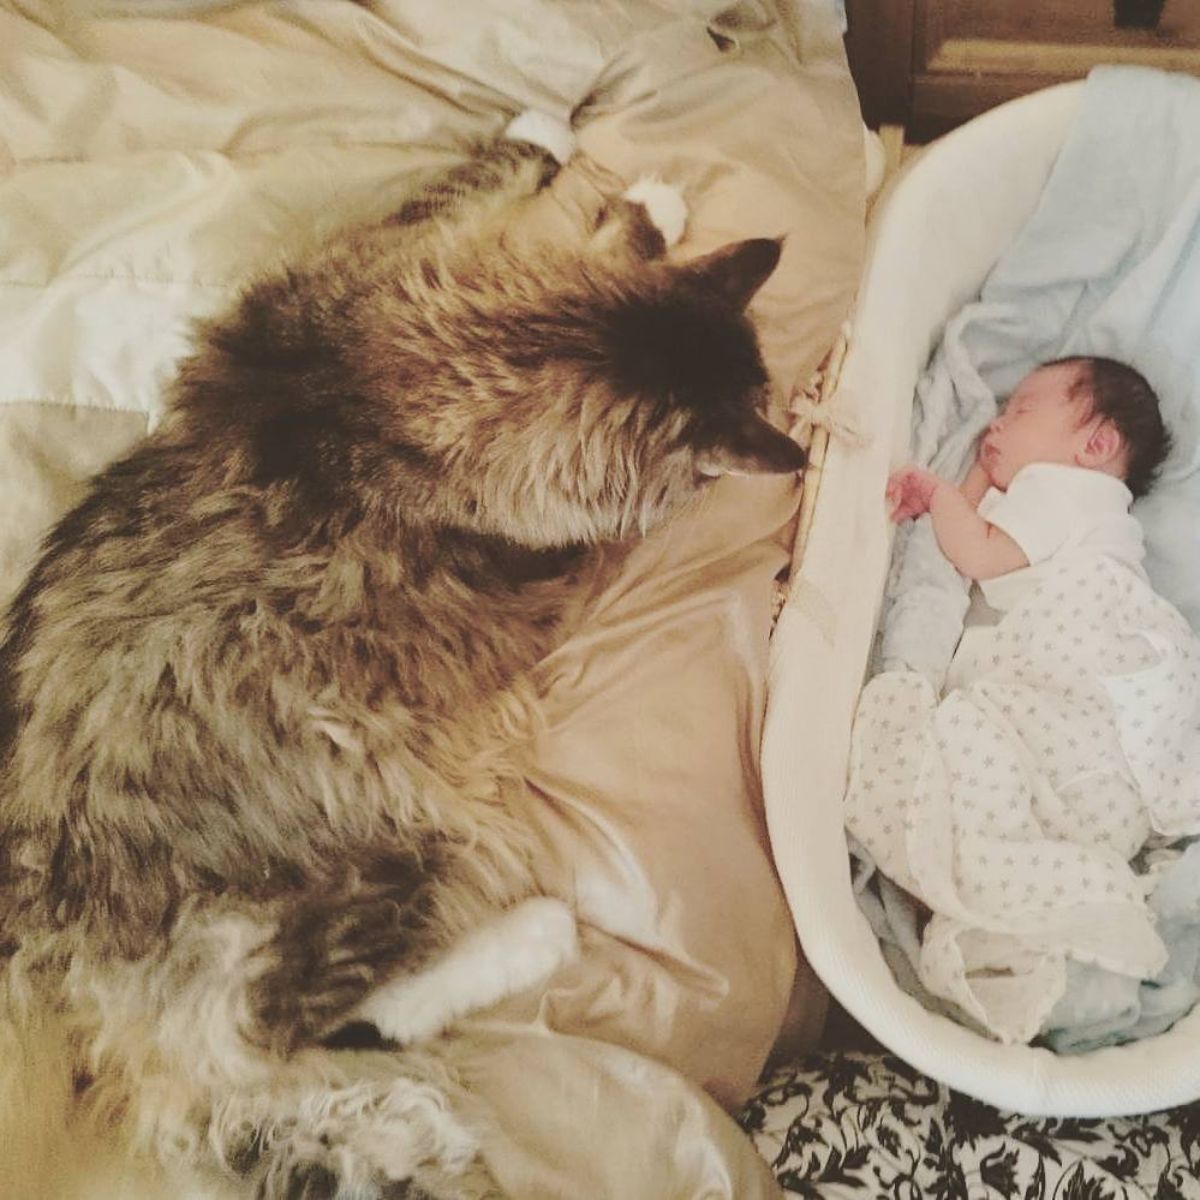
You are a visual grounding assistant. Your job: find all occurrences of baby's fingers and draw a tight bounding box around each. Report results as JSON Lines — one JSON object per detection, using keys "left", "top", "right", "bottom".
{"left": 885, "top": 470, "right": 912, "bottom": 502}
{"left": 887, "top": 492, "right": 912, "bottom": 523}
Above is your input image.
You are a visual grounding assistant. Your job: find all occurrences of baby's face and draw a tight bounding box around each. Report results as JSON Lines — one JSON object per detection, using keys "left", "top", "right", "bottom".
{"left": 978, "top": 363, "right": 1095, "bottom": 489}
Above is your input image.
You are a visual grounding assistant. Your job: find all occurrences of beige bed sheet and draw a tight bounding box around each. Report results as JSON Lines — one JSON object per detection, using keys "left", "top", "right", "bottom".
{"left": 0, "top": 2, "right": 865, "bottom": 1196}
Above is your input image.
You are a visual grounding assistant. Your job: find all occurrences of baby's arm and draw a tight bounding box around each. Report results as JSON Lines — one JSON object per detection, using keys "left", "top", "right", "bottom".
{"left": 887, "top": 465, "right": 1029, "bottom": 581}
{"left": 959, "top": 461, "right": 991, "bottom": 508}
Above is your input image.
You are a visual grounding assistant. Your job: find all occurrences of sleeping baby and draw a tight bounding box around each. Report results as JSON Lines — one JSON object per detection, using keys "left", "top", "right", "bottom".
{"left": 845, "top": 356, "right": 1200, "bottom": 1044}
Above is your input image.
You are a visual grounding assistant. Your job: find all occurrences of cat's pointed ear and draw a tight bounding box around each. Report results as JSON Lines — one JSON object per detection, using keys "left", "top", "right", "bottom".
{"left": 677, "top": 237, "right": 784, "bottom": 310}
{"left": 696, "top": 410, "right": 806, "bottom": 477}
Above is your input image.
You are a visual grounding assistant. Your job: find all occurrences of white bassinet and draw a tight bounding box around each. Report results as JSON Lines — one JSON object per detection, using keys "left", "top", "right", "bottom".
{"left": 764, "top": 79, "right": 1200, "bottom": 1119}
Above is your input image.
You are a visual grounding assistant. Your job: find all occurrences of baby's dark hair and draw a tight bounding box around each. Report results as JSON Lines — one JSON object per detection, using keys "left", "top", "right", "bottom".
{"left": 1046, "top": 355, "right": 1172, "bottom": 498}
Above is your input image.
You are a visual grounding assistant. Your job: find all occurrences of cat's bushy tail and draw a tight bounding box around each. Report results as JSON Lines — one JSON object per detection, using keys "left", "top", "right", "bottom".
{"left": 0, "top": 1004, "right": 76, "bottom": 1200}
{"left": 0, "top": 997, "right": 251, "bottom": 1200}
{"left": 0, "top": 1003, "right": 180, "bottom": 1200}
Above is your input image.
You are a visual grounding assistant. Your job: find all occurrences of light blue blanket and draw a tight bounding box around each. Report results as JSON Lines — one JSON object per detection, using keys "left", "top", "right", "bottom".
{"left": 870, "top": 65, "right": 1200, "bottom": 1053}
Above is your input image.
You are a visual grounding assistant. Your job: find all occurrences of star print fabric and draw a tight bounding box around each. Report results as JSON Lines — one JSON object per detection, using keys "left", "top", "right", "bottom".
{"left": 845, "top": 554, "right": 1200, "bottom": 1044}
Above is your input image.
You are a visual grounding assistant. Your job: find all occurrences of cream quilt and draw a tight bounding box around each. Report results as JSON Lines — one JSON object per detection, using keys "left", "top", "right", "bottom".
{"left": 0, "top": 2, "right": 864, "bottom": 1197}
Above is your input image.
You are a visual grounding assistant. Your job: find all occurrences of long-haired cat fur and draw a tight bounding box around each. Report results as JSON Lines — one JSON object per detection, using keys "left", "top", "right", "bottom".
{"left": 0, "top": 115, "right": 804, "bottom": 1199}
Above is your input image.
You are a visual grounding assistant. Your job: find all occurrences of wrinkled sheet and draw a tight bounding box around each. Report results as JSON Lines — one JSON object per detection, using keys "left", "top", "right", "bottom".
{"left": 848, "top": 554, "right": 1200, "bottom": 1043}
{"left": 0, "top": 2, "right": 865, "bottom": 1197}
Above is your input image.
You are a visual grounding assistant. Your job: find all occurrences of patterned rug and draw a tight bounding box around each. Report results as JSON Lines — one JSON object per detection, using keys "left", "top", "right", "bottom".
{"left": 741, "top": 1052, "right": 1200, "bottom": 1198}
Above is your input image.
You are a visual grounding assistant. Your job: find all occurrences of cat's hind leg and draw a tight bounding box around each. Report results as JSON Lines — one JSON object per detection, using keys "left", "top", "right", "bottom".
{"left": 210, "top": 1051, "right": 491, "bottom": 1200}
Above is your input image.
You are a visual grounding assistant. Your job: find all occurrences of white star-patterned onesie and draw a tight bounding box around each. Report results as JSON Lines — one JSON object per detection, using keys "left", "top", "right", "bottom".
{"left": 846, "top": 463, "right": 1200, "bottom": 1043}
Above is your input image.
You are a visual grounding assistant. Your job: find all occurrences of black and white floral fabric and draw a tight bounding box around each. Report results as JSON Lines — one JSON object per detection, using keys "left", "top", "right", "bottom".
{"left": 741, "top": 1052, "right": 1200, "bottom": 1198}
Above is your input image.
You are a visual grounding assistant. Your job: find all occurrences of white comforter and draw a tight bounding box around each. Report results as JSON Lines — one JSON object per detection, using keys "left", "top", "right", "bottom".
{"left": 847, "top": 551, "right": 1200, "bottom": 1043}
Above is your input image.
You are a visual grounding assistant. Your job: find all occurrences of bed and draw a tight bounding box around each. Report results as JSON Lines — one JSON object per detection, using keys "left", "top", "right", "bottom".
{"left": 0, "top": 2, "right": 866, "bottom": 1198}
{"left": 13, "top": 5, "right": 1193, "bottom": 1197}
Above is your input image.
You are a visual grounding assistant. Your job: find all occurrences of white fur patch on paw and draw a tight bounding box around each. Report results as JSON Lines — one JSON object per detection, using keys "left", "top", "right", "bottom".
{"left": 353, "top": 898, "right": 578, "bottom": 1045}
{"left": 504, "top": 109, "right": 576, "bottom": 165}
{"left": 624, "top": 177, "right": 688, "bottom": 247}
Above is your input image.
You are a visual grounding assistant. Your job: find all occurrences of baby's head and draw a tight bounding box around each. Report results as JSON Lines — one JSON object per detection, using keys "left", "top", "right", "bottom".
{"left": 979, "top": 356, "right": 1170, "bottom": 497}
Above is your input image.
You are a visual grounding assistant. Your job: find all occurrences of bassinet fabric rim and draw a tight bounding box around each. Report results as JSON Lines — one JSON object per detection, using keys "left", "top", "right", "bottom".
{"left": 765, "top": 78, "right": 1200, "bottom": 1118}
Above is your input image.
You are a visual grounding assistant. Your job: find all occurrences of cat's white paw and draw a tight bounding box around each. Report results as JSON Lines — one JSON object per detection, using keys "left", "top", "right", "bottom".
{"left": 624, "top": 177, "right": 688, "bottom": 248}
{"left": 505, "top": 109, "right": 576, "bottom": 166}
{"left": 498, "top": 896, "right": 579, "bottom": 983}
{"left": 353, "top": 897, "right": 578, "bottom": 1045}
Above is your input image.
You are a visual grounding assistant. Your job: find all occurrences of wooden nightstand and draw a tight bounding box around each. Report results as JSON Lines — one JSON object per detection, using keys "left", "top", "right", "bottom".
{"left": 846, "top": 0, "right": 1200, "bottom": 141}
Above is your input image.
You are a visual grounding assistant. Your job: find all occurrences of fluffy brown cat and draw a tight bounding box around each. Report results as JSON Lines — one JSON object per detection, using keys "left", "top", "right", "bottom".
{"left": 0, "top": 115, "right": 803, "bottom": 1199}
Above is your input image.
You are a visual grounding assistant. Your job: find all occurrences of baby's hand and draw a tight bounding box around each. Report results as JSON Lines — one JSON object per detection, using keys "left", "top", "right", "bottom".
{"left": 886, "top": 465, "right": 941, "bottom": 522}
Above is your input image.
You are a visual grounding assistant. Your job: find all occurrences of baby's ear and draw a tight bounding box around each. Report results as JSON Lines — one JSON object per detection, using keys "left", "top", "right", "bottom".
{"left": 695, "top": 409, "right": 806, "bottom": 477}
{"left": 1079, "top": 419, "right": 1124, "bottom": 470}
